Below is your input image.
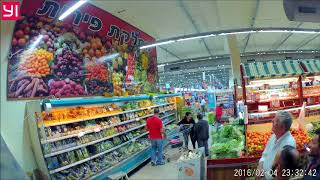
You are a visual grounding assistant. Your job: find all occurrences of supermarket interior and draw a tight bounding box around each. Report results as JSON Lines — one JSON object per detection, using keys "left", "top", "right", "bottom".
{"left": 0, "top": 0, "right": 320, "bottom": 180}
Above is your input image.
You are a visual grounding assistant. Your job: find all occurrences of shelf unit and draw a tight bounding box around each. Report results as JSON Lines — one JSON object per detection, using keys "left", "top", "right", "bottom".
{"left": 26, "top": 94, "right": 181, "bottom": 179}
{"left": 240, "top": 60, "right": 320, "bottom": 124}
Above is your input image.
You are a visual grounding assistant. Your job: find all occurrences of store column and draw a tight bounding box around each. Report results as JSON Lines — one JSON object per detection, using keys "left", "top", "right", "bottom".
{"left": 225, "top": 34, "right": 241, "bottom": 86}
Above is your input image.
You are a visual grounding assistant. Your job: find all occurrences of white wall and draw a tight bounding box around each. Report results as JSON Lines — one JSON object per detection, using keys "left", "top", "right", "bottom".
{"left": 1, "top": 20, "right": 37, "bottom": 174}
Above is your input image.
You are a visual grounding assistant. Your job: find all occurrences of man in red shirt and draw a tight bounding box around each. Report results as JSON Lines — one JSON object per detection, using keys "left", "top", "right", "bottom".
{"left": 215, "top": 104, "right": 223, "bottom": 129}
{"left": 146, "top": 108, "right": 165, "bottom": 166}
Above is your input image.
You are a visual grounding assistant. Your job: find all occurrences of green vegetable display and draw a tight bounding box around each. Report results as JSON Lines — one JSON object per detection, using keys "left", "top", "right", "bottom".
{"left": 207, "top": 112, "right": 215, "bottom": 125}
{"left": 309, "top": 122, "right": 320, "bottom": 137}
{"left": 210, "top": 124, "right": 245, "bottom": 159}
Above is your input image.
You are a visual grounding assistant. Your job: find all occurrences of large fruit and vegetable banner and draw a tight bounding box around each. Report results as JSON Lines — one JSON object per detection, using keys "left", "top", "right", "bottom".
{"left": 7, "top": 0, "right": 158, "bottom": 100}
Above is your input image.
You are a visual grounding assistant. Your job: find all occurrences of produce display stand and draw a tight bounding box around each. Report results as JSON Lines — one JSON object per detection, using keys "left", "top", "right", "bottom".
{"left": 240, "top": 60, "right": 320, "bottom": 125}
{"left": 26, "top": 94, "right": 181, "bottom": 180}
{"left": 206, "top": 60, "right": 320, "bottom": 180}
{"left": 241, "top": 60, "right": 320, "bottom": 158}
{"left": 207, "top": 157, "right": 260, "bottom": 180}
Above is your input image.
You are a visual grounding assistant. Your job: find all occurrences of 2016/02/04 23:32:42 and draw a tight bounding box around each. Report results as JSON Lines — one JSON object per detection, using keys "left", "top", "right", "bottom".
{"left": 233, "top": 169, "right": 272, "bottom": 177}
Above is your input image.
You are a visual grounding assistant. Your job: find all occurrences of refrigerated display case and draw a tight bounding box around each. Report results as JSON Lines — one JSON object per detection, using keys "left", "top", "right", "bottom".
{"left": 25, "top": 94, "right": 181, "bottom": 179}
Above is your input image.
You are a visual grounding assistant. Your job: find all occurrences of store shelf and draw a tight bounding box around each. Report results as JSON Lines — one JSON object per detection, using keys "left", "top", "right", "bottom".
{"left": 45, "top": 123, "right": 147, "bottom": 158}
{"left": 42, "top": 103, "right": 174, "bottom": 127}
{"left": 41, "top": 114, "right": 154, "bottom": 144}
{"left": 41, "top": 109, "right": 175, "bottom": 144}
{"left": 44, "top": 113, "right": 176, "bottom": 158}
{"left": 249, "top": 104, "right": 320, "bottom": 117}
{"left": 89, "top": 146, "right": 151, "bottom": 180}
{"left": 161, "top": 113, "right": 175, "bottom": 119}
{"left": 48, "top": 132, "right": 149, "bottom": 174}
{"left": 164, "top": 119, "right": 176, "bottom": 126}
{"left": 90, "top": 125, "right": 178, "bottom": 180}
{"left": 246, "top": 96, "right": 299, "bottom": 104}
{"left": 48, "top": 117, "right": 176, "bottom": 174}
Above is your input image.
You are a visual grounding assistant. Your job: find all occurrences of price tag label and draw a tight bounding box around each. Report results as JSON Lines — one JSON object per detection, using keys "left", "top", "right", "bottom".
{"left": 94, "top": 128, "right": 101, "bottom": 132}
{"left": 78, "top": 132, "right": 85, "bottom": 138}
{"left": 136, "top": 118, "right": 140, "bottom": 121}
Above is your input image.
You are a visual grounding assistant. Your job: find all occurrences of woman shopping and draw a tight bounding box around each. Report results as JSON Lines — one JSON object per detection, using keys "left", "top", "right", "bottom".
{"left": 178, "top": 112, "right": 196, "bottom": 149}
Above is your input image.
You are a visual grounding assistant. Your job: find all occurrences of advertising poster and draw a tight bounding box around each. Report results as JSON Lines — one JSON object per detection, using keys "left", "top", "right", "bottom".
{"left": 7, "top": 0, "right": 158, "bottom": 100}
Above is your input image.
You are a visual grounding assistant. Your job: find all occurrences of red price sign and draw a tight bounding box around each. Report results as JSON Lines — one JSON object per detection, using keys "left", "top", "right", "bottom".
{"left": 1, "top": 1, "right": 20, "bottom": 20}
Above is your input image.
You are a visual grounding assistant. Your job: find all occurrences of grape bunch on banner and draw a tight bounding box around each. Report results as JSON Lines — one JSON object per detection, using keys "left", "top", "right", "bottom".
{"left": 7, "top": 0, "right": 158, "bottom": 100}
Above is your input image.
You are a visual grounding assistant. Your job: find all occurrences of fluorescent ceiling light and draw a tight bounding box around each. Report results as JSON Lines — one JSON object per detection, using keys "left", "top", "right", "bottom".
{"left": 258, "top": 30, "right": 290, "bottom": 33}
{"left": 140, "top": 40, "right": 175, "bottom": 49}
{"left": 139, "top": 29, "right": 320, "bottom": 49}
{"left": 177, "top": 34, "right": 216, "bottom": 42}
{"left": 290, "top": 30, "right": 318, "bottom": 34}
{"left": 58, "top": 0, "right": 87, "bottom": 20}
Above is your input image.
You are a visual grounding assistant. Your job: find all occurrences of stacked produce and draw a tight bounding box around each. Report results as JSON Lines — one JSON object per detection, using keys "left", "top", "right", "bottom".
{"left": 8, "top": 15, "right": 158, "bottom": 99}
{"left": 48, "top": 79, "right": 86, "bottom": 97}
{"left": 125, "top": 53, "right": 135, "bottom": 85}
{"left": 247, "top": 132, "right": 272, "bottom": 157}
{"left": 19, "top": 49, "right": 53, "bottom": 77}
{"left": 52, "top": 48, "right": 84, "bottom": 82}
{"left": 210, "top": 125, "right": 245, "bottom": 159}
{"left": 86, "top": 62, "right": 108, "bottom": 82}
{"left": 112, "top": 73, "right": 124, "bottom": 96}
{"left": 8, "top": 76, "right": 49, "bottom": 98}
{"left": 51, "top": 138, "right": 150, "bottom": 180}
{"left": 82, "top": 37, "right": 107, "bottom": 61}
{"left": 247, "top": 128, "right": 311, "bottom": 157}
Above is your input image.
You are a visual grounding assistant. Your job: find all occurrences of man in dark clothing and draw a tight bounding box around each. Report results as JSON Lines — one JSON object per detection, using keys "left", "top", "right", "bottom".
{"left": 194, "top": 113, "right": 209, "bottom": 156}
{"left": 178, "top": 112, "right": 196, "bottom": 149}
{"left": 304, "top": 129, "right": 320, "bottom": 180}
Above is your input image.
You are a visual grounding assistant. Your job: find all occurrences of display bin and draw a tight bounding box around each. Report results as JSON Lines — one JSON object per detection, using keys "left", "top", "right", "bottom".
{"left": 177, "top": 148, "right": 206, "bottom": 180}
{"left": 207, "top": 157, "right": 260, "bottom": 180}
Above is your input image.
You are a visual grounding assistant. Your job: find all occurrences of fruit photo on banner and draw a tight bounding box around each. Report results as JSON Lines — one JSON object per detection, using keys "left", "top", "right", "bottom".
{"left": 7, "top": 0, "right": 158, "bottom": 100}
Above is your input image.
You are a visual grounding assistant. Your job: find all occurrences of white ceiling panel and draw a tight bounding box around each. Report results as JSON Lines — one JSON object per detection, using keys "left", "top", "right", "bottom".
{"left": 91, "top": 0, "right": 196, "bottom": 39}
{"left": 89, "top": 0, "right": 320, "bottom": 65}
{"left": 163, "top": 40, "right": 210, "bottom": 59}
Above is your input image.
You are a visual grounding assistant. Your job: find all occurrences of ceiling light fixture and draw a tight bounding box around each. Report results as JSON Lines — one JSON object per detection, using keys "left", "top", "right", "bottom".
{"left": 140, "top": 40, "right": 175, "bottom": 49}
{"left": 177, "top": 34, "right": 216, "bottom": 42}
{"left": 139, "top": 29, "right": 320, "bottom": 49}
{"left": 58, "top": 0, "right": 87, "bottom": 20}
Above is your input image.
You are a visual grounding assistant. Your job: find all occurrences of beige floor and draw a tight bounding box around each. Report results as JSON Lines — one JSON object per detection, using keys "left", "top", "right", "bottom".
{"left": 131, "top": 114, "right": 211, "bottom": 180}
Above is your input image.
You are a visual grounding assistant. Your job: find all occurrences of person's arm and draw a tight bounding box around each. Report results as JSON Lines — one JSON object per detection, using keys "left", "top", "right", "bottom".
{"left": 159, "top": 120, "right": 165, "bottom": 138}
{"left": 177, "top": 118, "right": 185, "bottom": 125}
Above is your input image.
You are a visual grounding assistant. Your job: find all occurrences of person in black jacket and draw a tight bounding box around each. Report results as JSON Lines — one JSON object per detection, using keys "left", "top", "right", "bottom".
{"left": 194, "top": 113, "right": 209, "bottom": 156}
{"left": 178, "top": 112, "right": 196, "bottom": 149}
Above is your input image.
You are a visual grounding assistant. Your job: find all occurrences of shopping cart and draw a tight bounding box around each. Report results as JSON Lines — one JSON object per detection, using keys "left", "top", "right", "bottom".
{"left": 163, "top": 124, "right": 194, "bottom": 162}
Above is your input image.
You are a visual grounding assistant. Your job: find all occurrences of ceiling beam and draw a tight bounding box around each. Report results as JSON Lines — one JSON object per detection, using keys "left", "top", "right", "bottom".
{"left": 243, "top": 0, "right": 260, "bottom": 53}
{"left": 272, "top": 22, "right": 303, "bottom": 50}
{"left": 158, "top": 49, "right": 319, "bottom": 66}
{"left": 158, "top": 46, "right": 181, "bottom": 60}
{"left": 178, "top": 0, "right": 213, "bottom": 56}
{"left": 296, "top": 34, "right": 320, "bottom": 50}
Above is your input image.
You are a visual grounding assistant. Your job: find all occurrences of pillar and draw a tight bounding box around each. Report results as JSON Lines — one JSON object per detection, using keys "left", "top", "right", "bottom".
{"left": 225, "top": 34, "right": 241, "bottom": 86}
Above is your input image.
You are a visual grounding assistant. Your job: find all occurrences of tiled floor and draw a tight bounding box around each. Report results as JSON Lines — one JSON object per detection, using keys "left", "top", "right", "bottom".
{"left": 131, "top": 114, "right": 212, "bottom": 180}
